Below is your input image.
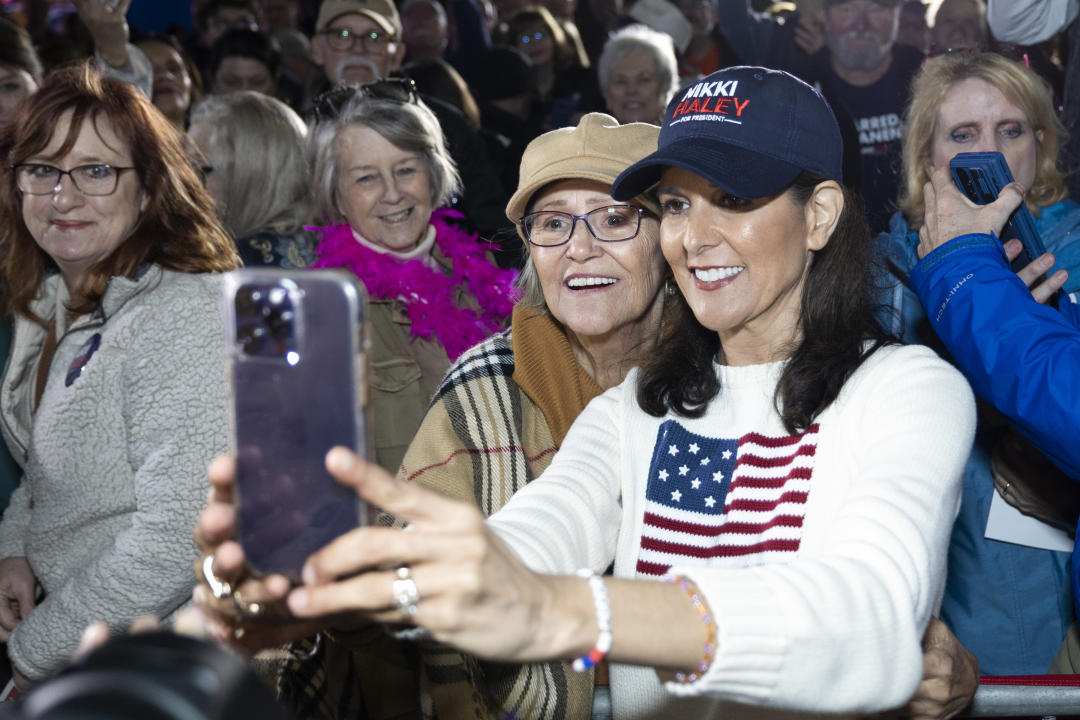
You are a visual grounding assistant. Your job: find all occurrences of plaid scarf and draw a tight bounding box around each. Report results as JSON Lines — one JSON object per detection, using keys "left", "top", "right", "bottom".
{"left": 402, "top": 305, "right": 602, "bottom": 720}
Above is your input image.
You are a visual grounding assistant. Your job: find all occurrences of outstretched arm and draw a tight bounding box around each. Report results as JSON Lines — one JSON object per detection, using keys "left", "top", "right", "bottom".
{"left": 912, "top": 166, "right": 1080, "bottom": 477}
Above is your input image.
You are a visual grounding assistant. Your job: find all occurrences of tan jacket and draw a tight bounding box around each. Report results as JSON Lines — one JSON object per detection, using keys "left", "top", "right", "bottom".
{"left": 367, "top": 297, "right": 451, "bottom": 474}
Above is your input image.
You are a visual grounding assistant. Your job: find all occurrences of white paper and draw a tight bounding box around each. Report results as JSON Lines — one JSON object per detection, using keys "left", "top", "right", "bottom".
{"left": 984, "top": 490, "right": 1074, "bottom": 552}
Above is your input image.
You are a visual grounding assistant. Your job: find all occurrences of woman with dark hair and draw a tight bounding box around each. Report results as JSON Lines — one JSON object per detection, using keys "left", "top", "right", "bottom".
{"left": 207, "top": 28, "right": 281, "bottom": 98}
{"left": 0, "top": 17, "right": 42, "bottom": 135}
{"left": 136, "top": 34, "right": 203, "bottom": 130}
{"left": 196, "top": 68, "right": 975, "bottom": 718}
{"left": 0, "top": 62, "right": 237, "bottom": 687}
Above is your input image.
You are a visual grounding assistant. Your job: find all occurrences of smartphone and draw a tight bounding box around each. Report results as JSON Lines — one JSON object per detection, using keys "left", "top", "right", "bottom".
{"left": 222, "top": 269, "right": 371, "bottom": 580}
{"left": 949, "top": 151, "right": 1049, "bottom": 267}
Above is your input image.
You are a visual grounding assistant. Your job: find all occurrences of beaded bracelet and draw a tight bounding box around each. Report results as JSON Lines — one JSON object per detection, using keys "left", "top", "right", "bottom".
{"left": 666, "top": 574, "right": 717, "bottom": 684}
{"left": 572, "top": 568, "right": 612, "bottom": 672}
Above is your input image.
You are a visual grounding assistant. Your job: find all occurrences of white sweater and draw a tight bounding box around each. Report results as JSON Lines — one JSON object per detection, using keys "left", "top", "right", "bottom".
{"left": 488, "top": 343, "right": 975, "bottom": 719}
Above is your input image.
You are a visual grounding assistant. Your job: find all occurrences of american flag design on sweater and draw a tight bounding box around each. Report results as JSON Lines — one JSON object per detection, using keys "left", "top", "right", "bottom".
{"left": 636, "top": 419, "right": 819, "bottom": 577}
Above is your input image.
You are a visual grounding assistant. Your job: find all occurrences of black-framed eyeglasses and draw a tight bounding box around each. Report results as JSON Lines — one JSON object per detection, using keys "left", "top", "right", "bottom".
{"left": 519, "top": 205, "right": 647, "bottom": 247}
{"left": 13, "top": 163, "right": 135, "bottom": 196}
{"left": 312, "top": 78, "right": 420, "bottom": 123}
{"left": 319, "top": 26, "right": 395, "bottom": 53}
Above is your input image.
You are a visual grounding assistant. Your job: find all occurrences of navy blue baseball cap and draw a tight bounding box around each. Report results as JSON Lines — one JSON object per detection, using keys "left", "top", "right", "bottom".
{"left": 612, "top": 66, "right": 844, "bottom": 200}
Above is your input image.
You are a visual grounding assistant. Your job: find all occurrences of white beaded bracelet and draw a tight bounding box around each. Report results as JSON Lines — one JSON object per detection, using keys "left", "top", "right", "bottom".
{"left": 572, "top": 568, "right": 612, "bottom": 672}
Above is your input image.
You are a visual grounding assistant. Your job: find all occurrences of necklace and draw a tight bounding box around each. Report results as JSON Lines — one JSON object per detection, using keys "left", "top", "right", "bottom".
{"left": 312, "top": 208, "right": 519, "bottom": 360}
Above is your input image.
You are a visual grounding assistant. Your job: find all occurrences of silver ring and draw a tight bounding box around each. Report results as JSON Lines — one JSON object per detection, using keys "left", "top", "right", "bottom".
{"left": 391, "top": 566, "right": 420, "bottom": 617}
{"left": 202, "top": 555, "right": 232, "bottom": 600}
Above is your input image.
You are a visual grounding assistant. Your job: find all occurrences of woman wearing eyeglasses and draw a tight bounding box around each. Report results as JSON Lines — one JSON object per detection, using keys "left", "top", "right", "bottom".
{"left": 876, "top": 50, "right": 1080, "bottom": 684}
{"left": 307, "top": 82, "right": 517, "bottom": 475}
{"left": 0, "top": 63, "right": 238, "bottom": 687}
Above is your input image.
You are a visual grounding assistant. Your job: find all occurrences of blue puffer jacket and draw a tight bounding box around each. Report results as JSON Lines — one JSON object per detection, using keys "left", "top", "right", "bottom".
{"left": 877, "top": 201, "right": 1080, "bottom": 673}
{"left": 911, "top": 229, "right": 1080, "bottom": 619}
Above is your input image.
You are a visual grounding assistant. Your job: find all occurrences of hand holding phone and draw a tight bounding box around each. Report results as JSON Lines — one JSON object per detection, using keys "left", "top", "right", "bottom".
{"left": 949, "top": 152, "right": 1046, "bottom": 266}
{"left": 223, "top": 269, "right": 371, "bottom": 581}
{"left": 950, "top": 151, "right": 1062, "bottom": 305}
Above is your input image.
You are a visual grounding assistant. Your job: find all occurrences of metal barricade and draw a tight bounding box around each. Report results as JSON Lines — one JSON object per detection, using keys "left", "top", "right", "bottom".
{"left": 961, "top": 676, "right": 1080, "bottom": 718}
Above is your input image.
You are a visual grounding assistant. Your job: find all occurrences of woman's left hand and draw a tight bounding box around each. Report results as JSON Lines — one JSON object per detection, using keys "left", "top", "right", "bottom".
{"left": 285, "top": 448, "right": 579, "bottom": 663}
{"left": 917, "top": 165, "right": 1025, "bottom": 259}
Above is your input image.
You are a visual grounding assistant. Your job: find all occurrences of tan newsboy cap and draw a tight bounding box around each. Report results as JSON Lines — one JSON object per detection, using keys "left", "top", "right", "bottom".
{"left": 505, "top": 113, "right": 661, "bottom": 231}
{"left": 316, "top": 0, "right": 403, "bottom": 39}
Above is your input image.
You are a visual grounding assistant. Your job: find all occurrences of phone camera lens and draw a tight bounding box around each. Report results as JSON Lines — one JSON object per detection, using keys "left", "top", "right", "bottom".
{"left": 237, "top": 324, "right": 265, "bottom": 355}
{"left": 236, "top": 287, "right": 262, "bottom": 317}
{"left": 267, "top": 287, "right": 289, "bottom": 307}
{"left": 265, "top": 308, "right": 294, "bottom": 342}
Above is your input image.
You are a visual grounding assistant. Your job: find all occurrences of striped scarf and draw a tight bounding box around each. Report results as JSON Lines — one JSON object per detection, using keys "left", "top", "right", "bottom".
{"left": 402, "top": 305, "right": 602, "bottom": 720}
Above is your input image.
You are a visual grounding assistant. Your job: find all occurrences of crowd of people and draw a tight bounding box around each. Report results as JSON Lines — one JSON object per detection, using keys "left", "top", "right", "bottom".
{"left": 0, "top": 0, "right": 1079, "bottom": 718}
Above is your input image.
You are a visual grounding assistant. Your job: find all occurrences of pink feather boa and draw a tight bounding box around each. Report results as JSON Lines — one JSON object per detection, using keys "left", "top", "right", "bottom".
{"left": 312, "top": 208, "right": 519, "bottom": 360}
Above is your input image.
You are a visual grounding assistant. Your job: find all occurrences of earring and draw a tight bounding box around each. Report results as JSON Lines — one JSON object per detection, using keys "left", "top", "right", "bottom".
{"left": 665, "top": 280, "right": 677, "bottom": 296}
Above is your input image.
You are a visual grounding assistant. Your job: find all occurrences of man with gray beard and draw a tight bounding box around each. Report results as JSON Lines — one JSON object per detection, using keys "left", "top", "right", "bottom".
{"left": 717, "top": 0, "right": 923, "bottom": 233}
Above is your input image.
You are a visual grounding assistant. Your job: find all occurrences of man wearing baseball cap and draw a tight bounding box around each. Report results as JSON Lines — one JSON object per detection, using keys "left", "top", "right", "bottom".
{"left": 313, "top": 0, "right": 406, "bottom": 87}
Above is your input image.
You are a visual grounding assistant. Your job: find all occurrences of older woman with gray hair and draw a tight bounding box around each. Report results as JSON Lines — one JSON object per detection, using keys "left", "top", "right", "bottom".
{"left": 307, "top": 80, "right": 518, "bottom": 473}
{"left": 188, "top": 91, "right": 316, "bottom": 268}
{"left": 597, "top": 23, "right": 679, "bottom": 125}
